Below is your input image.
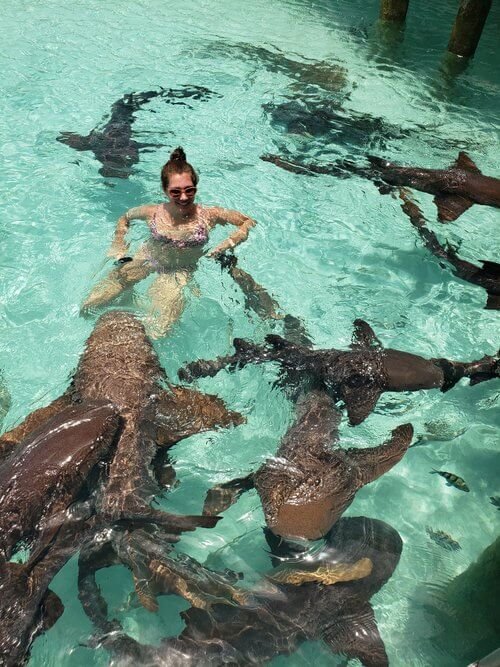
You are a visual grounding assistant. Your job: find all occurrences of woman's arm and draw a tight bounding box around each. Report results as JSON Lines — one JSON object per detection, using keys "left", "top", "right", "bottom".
{"left": 207, "top": 207, "right": 256, "bottom": 257}
{"left": 107, "top": 205, "right": 156, "bottom": 258}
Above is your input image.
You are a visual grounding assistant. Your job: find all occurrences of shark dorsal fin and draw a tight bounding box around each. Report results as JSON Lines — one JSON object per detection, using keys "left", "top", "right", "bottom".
{"left": 434, "top": 193, "right": 473, "bottom": 222}
{"left": 351, "top": 319, "right": 383, "bottom": 349}
{"left": 453, "top": 151, "right": 482, "bottom": 174}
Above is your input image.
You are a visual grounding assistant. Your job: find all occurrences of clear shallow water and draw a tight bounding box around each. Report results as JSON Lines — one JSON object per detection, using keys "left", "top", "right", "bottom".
{"left": 0, "top": 0, "right": 499, "bottom": 665}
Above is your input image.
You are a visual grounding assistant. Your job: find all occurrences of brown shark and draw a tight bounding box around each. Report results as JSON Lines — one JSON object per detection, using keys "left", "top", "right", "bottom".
{"left": 366, "top": 152, "right": 500, "bottom": 222}
{"left": 57, "top": 87, "right": 219, "bottom": 178}
{"left": 92, "top": 516, "right": 403, "bottom": 667}
{"left": 261, "top": 151, "right": 500, "bottom": 223}
{"left": 179, "top": 319, "right": 499, "bottom": 426}
{"left": 0, "top": 310, "right": 244, "bottom": 664}
{"left": 0, "top": 402, "right": 120, "bottom": 563}
{"left": 203, "top": 389, "right": 413, "bottom": 540}
{"left": 399, "top": 189, "right": 500, "bottom": 310}
{"left": 215, "top": 252, "right": 313, "bottom": 347}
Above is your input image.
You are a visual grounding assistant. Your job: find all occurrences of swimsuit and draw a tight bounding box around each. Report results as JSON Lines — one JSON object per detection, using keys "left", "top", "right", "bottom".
{"left": 150, "top": 205, "right": 209, "bottom": 248}
{"left": 146, "top": 205, "right": 209, "bottom": 273}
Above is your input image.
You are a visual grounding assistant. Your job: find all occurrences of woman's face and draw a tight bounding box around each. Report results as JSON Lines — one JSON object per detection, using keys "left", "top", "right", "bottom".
{"left": 165, "top": 172, "right": 197, "bottom": 212}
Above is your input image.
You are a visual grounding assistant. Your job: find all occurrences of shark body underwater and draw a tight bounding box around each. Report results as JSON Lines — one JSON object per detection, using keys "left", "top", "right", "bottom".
{"left": 179, "top": 319, "right": 499, "bottom": 426}
{"left": 261, "top": 151, "right": 500, "bottom": 223}
{"left": 89, "top": 515, "right": 403, "bottom": 667}
{"left": 203, "top": 389, "right": 413, "bottom": 540}
{"left": 0, "top": 311, "right": 243, "bottom": 665}
{"left": 57, "top": 86, "right": 219, "bottom": 178}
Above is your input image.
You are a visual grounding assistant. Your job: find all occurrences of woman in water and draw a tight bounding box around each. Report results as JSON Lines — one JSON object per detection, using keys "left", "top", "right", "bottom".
{"left": 82, "top": 147, "right": 256, "bottom": 336}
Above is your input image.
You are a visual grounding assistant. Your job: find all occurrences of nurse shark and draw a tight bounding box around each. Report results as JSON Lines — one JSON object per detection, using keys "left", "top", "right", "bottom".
{"left": 204, "top": 389, "right": 413, "bottom": 540}
{"left": 57, "top": 86, "right": 219, "bottom": 178}
{"left": 92, "top": 516, "right": 403, "bottom": 667}
{"left": 179, "top": 319, "right": 499, "bottom": 426}
{"left": 0, "top": 310, "right": 243, "bottom": 665}
{"left": 261, "top": 151, "right": 500, "bottom": 222}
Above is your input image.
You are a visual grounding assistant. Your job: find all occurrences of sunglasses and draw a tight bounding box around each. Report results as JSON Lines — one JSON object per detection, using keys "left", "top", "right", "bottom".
{"left": 168, "top": 186, "right": 197, "bottom": 199}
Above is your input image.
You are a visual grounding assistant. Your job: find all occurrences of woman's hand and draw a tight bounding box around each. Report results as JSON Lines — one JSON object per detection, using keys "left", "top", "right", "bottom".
{"left": 107, "top": 242, "right": 129, "bottom": 260}
{"left": 208, "top": 239, "right": 236, "bottom": 259}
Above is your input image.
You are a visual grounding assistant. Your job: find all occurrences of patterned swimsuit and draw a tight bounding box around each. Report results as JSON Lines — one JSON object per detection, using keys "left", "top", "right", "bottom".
{"left": 147, "top": 205, "right": 209, "bottom": 272}
{"left": 150, "top": 205, "right": 209, "bottom": 248}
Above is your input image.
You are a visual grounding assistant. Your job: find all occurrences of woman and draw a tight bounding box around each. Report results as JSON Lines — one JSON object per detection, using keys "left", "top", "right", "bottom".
{"left": 82, "top": 147, "right": 256, "bottom": 336}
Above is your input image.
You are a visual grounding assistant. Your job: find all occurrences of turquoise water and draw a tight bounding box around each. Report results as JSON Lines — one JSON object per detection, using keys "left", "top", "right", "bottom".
{"left": 0, "top": 0, "right": 499, "bottom": 665}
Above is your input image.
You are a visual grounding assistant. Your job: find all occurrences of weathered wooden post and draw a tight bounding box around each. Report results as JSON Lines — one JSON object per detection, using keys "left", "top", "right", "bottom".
{"left": 448, "top": 0, "right": 493, "bottom": 58}
{"left": 379, "top": 0, "right": 409, "bottom": 22}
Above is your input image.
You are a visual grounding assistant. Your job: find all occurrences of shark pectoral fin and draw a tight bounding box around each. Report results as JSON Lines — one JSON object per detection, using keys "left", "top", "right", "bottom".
{"left": 203, "top": 475, "right": 255, "bottom": 516}
{"left": 351, "top": 319, "right": 383, "bottom": 349}
{"left": 348, "top": 423, "right": 413, "bottom": 485}
{"left": 56, "top": 131, "right": 90, "bottom": 151}
{"left": 155, "top": 387, "right": 245, "bottom": 446}
{"left": 282, "top": 314, "right": 314, "bottom": 348}
{"left": 434, "top": 193, "right": 473, "bottom": 222}
{"left": 341, "top": 384, "right": 382, "bottom": 426}
{"left": 322, "top": 601, "right": 388, "bottom": 667}
{"left": 453, "top": 151, "right": 482, "bottom": 174}
{"left": 39, "top": 588, "right": 65, "bottom": 633}
{"left": 0, "top": 394, "right": 70, "bottom": 462}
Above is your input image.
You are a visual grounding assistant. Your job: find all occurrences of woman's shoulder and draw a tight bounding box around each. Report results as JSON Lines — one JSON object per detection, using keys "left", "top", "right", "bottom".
{"left": 126, "top": 204, "right": 161, "bottom": 220}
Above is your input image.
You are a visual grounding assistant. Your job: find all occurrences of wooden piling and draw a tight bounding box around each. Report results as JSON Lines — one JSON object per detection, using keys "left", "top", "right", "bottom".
{"left": 379, "top": 0, "right": 409, "bottom": 22}
{"left": 448, "top": 0, "right": 492, "bottom": 58}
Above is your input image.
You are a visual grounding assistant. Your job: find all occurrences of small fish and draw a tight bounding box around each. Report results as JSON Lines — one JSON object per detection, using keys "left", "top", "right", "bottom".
{"left": 490, "top": 496, "right": 500, "bottom": 510}
{"left": 430, "top": 469, "right": 470, "bottom": 492}
{"left": 427, "top": 527, "right": 461, "bottom": 551}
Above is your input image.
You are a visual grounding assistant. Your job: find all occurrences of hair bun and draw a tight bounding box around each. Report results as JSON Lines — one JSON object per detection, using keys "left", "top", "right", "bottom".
{"left": 170, "top": 146, "right": 187, "bottom": 163}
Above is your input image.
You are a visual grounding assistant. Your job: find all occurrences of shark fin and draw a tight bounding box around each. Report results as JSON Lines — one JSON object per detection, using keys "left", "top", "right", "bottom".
{"left": 348, "top": 423, "right": 413, "bottom": 485}
{"left": 40, "top": 589, "right": 65, "bottom": 632}
{"left": 485, "top": 292, "right": 500, "bottom": 310}
{"left": 155, "top": 386, "right": 245, "bottom": 447}
{"left": 453, "top": 151, "right": 482, "bottom": 174}
{"left": 56, "top": 131, "right": 91, "bottom": 151}
{"left": 351, "top": 319, "right": 383, "bottom": 349}
{"left": 203, "top": 474, "right": 255, "bottom": 516}
{"left": 322, "top": 601, "right": 388, "bottom": 667}
{"left": 480, "top": 259, "right": 500, "bottom": 275}
{"left": 0, "top": 394, "right": 70, "bottom": 462}
{"left": 341, "top": 383, "right": 382, "bottom": 426}
{"left": 132, "top": 569, "right": 159, "bottom": 613}
{"left": 434, "top": 193, "right": 473, "bottom": 222}
{"left": 282, "top": 314, "right": 314, "bottom": 348}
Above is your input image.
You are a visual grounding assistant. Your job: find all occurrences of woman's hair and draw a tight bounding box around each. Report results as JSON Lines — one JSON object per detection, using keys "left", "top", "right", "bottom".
{"left": 161, "top": 147, "right": 198, "bottom": 191}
